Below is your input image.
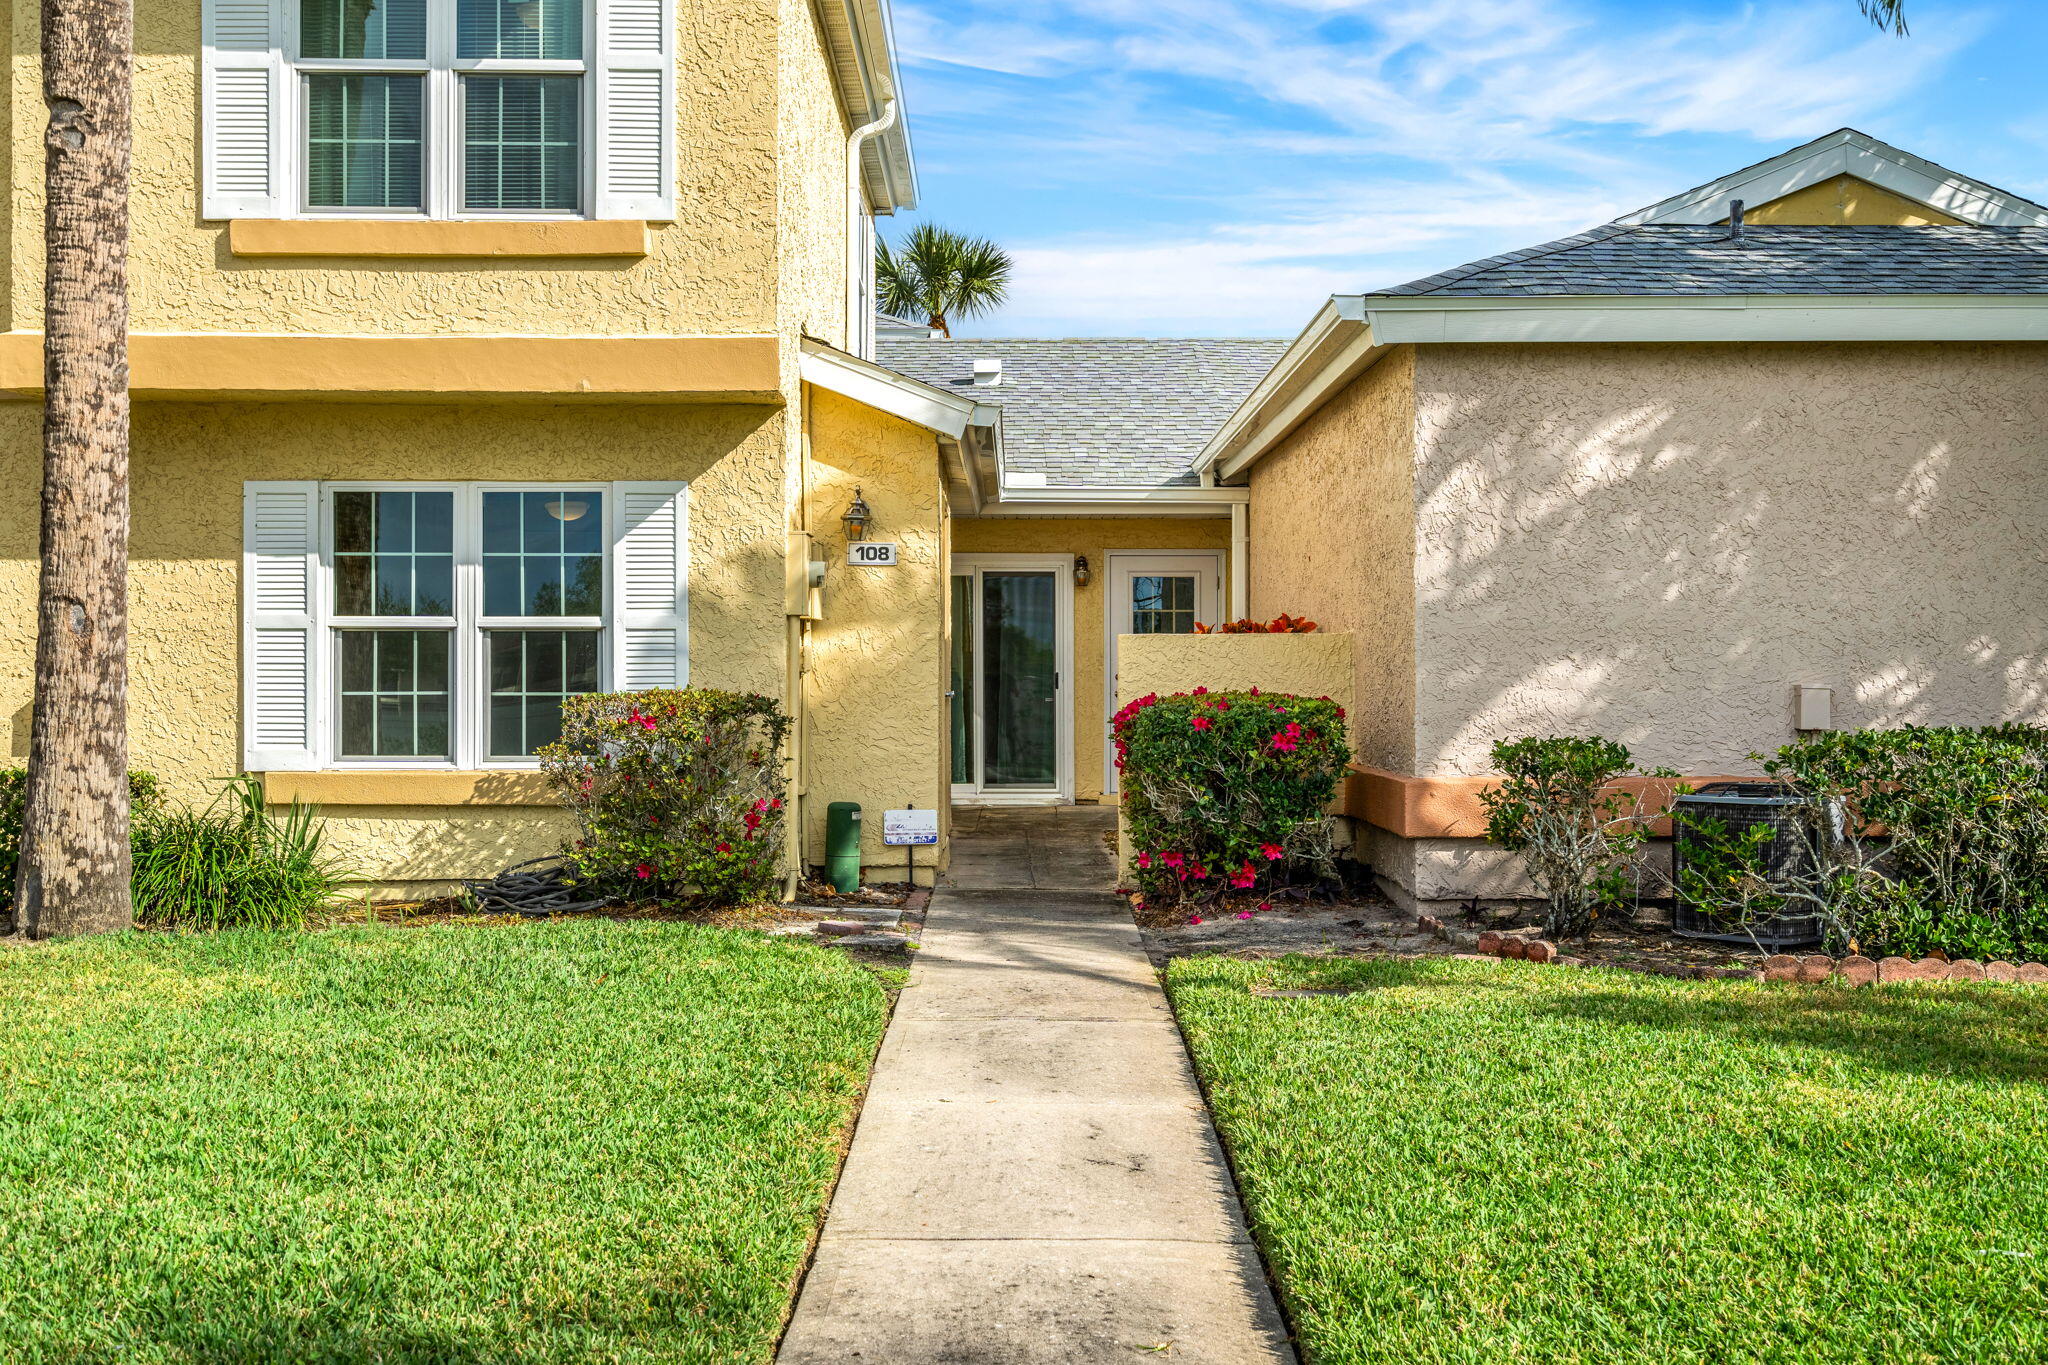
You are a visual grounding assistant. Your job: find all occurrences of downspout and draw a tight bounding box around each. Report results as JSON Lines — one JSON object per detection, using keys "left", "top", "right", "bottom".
{"left": 1229, "top": 501, "right": 1249, "bottom": 620}
{"left": 844, "top": 89, "right": 898, "bottom": 355}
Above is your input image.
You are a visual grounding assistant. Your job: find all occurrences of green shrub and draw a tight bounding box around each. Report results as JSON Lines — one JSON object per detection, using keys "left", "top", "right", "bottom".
{"left": 131, "top": 775, "right": 349, "bottom": 930}
{"left": 1115, "top": 687, "right": 1348, "bottom": 907}
{"left": 540, "top": 688, "right": 790, "bottom": 907}
{"left": 1763, "top": 724, "right": 2048, "bottom": 960}
{"left": 1479, "top": 735, "right": 1670, "bottom": 940}
{"left": 0, "top": 768, "right": 162, "bottom": 918}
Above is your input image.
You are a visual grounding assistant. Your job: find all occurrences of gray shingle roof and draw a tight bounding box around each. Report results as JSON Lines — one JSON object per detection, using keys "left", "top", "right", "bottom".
{"left": 1370, "top": 224, "right": 2048, "bottom": 298}
{"left": 876, "top": 338, "right": 1289, "bottom": 488}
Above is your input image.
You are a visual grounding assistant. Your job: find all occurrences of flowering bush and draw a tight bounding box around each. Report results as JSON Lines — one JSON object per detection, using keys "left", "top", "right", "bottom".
{"left": 1115, "top": 687, "right": 1348, "bottom": 906}
{"left": 1191, "top": 613, "right": 1318, "bottom": 635}
{"left": 539, "top": 688, "right": 790, "bottom": 907}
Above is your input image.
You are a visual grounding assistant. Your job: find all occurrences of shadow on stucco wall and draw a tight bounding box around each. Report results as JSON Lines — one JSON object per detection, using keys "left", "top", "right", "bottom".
{"left": 1405, "top": 342, "right": 2048, "bottom": 778}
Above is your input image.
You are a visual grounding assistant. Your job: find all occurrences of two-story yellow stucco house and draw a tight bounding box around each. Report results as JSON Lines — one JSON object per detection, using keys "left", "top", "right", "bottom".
{"left": 0, "top": 0, "right": 1275, "bottom": 893}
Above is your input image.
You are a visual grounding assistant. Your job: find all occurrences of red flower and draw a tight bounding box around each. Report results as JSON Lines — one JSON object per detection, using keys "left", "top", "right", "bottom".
{"left": 770, "top": 797, "right": 783, "bottom": 809}
{"left": 1190, "top": 715, "right": 1214, "bottom": 732}
{"left": 1270, "top": 733, "right": 1299, "bottom": 753}
{"left": 1260, "top": 842, "right": 1283, "bottom": 861}
{"left": 744, "top": 811, "right": 763, "bottom": 830}
{"left": 633, "top": 863, "right": 653, "bottom": 879}
{"left": 1192, "top": 686, "right": 1208, "bottom": 695}
{"left": 1161, "top": 851, "right": 1185, "bottom": 868}
{"left": 715, "top": 842, "right": 733, "bottom": 854}
{"left": 1136, "top": 851, "right": 1154, "bottom": 870}
{"left": 1230, "top": 863, "right": 1257, "bottom": 889}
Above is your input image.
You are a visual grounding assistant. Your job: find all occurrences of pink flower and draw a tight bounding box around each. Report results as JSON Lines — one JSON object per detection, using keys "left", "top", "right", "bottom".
{"left": 633, "top": 863, "right": 653, "bottom": 879}
{"left": 1136, "top": 851, "right": 1154, "bottom": 870}
{"left": 1162, "top": 852, "right": 1185, "bottom": 869}
{"left": 1230, "top": 863, "right": 1257, "bottom": 889}
{"left": 1187, "top": 863, "right": 1208, "bottom": 881}
{"left": 1257, "top": 901, "right": 1271, "bottom": 912}
{"left": 1189, "top": 915, "right": 1204, "bottom": 925}
{"left": 1270, "top": 733, "right": 1299, "bottom": 753}
{"left": 1260, "top": 843, "right": 1283, "bottom": 861}
{"left": 1190, "top": 715, "right": 1213, "bottom": 731}
{"left": 1192, "top": 686, "right": 1208, "bottom": 695}
{"left": 1236, "top": 911, "right": 1253, "bottom": 920}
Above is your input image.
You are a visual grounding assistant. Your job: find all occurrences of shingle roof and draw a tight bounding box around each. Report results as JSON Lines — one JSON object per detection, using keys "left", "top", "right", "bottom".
{"left": 875, "top": 337, "right": 1289, "bottom": 488}
{"left": 1369, "top": 224, "right": 2048, "bottom": 298}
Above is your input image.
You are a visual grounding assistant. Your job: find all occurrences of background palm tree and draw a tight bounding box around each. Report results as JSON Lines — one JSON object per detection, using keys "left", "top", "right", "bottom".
{"left": 1859, "top": 0, "right": 1907, "bottom": 33}
{"left": 876, "top": 224, "right": 1012, "bottom": 338}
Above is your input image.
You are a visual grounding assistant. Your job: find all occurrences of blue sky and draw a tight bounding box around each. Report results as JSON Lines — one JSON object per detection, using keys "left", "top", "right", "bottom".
{"left": 884, "top": 0, "right": 2048, "bottom": 337}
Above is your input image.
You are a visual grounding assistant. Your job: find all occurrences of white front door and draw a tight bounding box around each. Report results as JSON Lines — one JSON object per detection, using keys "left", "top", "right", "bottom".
{"left": 1103, "top": 552, "right": 1222, "bottom": 795}
{"left": 951, "top": 555, "right": 1076, "bottom": 804}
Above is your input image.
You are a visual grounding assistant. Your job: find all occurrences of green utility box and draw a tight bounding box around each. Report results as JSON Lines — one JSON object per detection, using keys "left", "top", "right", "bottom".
{"left": 825, "top": 801, "right": 862, "bottom": 894}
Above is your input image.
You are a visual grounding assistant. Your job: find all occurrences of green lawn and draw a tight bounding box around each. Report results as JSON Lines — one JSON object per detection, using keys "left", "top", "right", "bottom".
{"left": 0, "top": 921, "right": 887, "bottom": 1364}
{"left": 1167, "top": 955, "right": 2048, "bottom": 1365}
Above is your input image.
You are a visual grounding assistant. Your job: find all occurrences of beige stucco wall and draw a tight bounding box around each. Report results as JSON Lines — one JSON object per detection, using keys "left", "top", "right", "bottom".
{"left": 952, "top": 516, "right": 1232, "bottom": 801}
{"left": 776, "top": 0, "right": 853, "bottom": 353}
{"left": 1248, "top": 347, "right": 1416, "bottom": 772}
{"left": 1738, "top": 174, "right": 1965, "bottom": 226}
{"left": 801, "top": 387, "right": 948, "bottom": 880}
{"left": 1410, "top": 341, "right": 2048, "bottom": 777}
{"left": 5, "top": 0, "right": 797, "bottom": 336}
{"left": 0, "top": 399, "right": 788, "bottom": 887}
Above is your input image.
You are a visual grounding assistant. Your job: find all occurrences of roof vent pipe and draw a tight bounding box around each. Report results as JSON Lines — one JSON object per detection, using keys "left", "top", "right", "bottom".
{"left": 1727, "top": 198, "right": 1745, "bottom": 243}
{"left": 972, "top": 357, "right": 1002, "bottom": 386}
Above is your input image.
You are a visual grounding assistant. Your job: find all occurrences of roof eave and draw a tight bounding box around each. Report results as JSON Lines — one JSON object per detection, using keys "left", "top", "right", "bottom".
{"left": 1195, "top": 298, "right": 1385, "bottom": 484}
{"left": 818, "top": 0, "right": 918, "bottom": 213}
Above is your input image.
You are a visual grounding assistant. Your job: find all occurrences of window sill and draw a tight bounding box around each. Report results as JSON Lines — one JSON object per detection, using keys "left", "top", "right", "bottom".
{"left": 261, "top": 770, "right": 559, "bottom": 807}
{"left": 227, "top": 219, "right": 649, "bottom": 259}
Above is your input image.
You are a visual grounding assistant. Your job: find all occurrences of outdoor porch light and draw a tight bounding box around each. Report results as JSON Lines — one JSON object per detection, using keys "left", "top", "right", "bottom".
{"left": 1073, "top": 555, "right": 1091, "bottom": 587}
{"left": 841, "top": 488, "right": 872, "bottom": 542}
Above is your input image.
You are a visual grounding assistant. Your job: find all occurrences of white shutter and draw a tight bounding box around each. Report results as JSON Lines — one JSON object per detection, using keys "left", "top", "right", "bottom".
{"left": 243, "top": 482, "right": 322, "bottom": 770}
{"left": 202, "top": 0, "right": 286, "bottom": 218}
{"left": 609, "top": 482, "right": 688, "bottom": 689}
{"left": 593, "top": 0, "right": 676, "bottom": 220}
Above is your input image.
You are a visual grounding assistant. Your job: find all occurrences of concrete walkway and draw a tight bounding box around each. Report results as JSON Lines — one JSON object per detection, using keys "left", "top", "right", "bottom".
{"left": 780, "top": 806, "right": 1294, "bottom": 1364}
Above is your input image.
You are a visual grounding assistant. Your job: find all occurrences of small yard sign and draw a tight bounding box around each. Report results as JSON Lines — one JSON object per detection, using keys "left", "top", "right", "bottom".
{"left": 847, "top": 542, "right": 899, "bottom": 567}
{"left": 883, "top": 808, "right": 939, "bottom": 845}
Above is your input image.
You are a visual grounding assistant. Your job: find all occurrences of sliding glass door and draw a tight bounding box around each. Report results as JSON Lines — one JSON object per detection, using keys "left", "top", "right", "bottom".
{"left": 950, "top": 557, "right": 1072, "bottom": 801}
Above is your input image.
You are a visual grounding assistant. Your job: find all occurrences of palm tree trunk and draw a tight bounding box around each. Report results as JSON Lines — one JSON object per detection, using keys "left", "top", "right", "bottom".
{"left": 13, "top": 0, "right": 134, "bottom": 938}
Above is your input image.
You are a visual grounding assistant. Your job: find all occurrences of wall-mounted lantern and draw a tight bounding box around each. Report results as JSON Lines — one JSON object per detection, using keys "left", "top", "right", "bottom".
{"left": 1073, "top": 555, "right": 1092, "bottom": 587}
{"left": 841, "top": 488, "right": 872, "bottom": 542}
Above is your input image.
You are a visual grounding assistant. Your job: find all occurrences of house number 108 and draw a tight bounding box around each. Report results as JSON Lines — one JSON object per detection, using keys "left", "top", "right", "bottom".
{"left": 848, "top": 542, "right": 900, "bottom": 566}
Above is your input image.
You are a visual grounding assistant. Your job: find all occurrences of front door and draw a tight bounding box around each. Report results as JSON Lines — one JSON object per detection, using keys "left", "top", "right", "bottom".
{"left": 1104, "top": 553, "right": 1222, "bottom": 794}
{"left": 951, "top": 555, "right": 1073, "bottom": 803}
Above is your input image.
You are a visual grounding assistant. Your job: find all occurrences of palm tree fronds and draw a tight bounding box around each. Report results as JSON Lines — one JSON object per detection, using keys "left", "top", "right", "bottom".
{"left": 874, "top": 223, "right": 1013, "bottom": 337}
{"left": 1858, "top": 0, "right": 1907, "bottom": 35}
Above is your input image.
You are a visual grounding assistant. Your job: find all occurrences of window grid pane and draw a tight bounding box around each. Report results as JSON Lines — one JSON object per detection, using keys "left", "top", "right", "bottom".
{"left": 1130, "top": 575, "right": 1197, "bottom": 635}
{"left": 306, "top": 74, "right": 424, "bottom": 211}
{"left": 482, "top": 490, "right": 603, "bottom": 616}
{"left": 463, "top": 75, "right": 581, "bottom": 213}
{"left": 338, "top": 630, "right": 452, "bottom": 758}
{"left": 457, "top": 0, "right": 583, "bottom": 59}
{"left": 299, "top": 0, "right": 427, "bottom": 59}
{"left": 488, "top": 629, "right": 600, "bottom": 757}
{"left": 334, "top": 490, "right": 453, "bottom": 616}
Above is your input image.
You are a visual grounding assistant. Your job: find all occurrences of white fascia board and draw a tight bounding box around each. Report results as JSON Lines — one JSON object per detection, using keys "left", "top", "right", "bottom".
{"left": 1614, "top": 129, "right": 2048, "bottom": 227}
{"left": 800, "top": 339, "right": 973, "bottom": 438}
{"left": 974, "top": 497, "right": 1240, "bottom": 520}
{"left": 989, "top": 485, "right": 1249, "bottom": 507}
{"left": 1359, "top": 293, "right": 2048, "bottom": 345}
{"left": 1194, "top": 298, "right": 1368, "bottom": 480}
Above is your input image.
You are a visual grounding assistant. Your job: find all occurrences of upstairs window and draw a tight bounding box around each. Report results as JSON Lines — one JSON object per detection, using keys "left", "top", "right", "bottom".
{"left": 202, "top": 0, "right": 674, "bottom": 220}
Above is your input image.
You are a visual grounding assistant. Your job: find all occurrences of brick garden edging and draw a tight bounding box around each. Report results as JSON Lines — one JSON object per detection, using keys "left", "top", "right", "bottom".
{"left": 1467, "top": 926, "right": 2048, "bottom": 987}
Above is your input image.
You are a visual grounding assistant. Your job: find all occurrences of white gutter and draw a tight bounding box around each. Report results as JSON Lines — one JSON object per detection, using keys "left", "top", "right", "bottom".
{"left": 845, "top": 93, "right": 898, "bottom": 356}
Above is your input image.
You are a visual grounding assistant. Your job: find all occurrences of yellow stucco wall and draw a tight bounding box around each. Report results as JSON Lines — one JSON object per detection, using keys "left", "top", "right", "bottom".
{"left": 1249, "top": 348, "right": 1417, "bottom": 772}
{"left": 777, "top": 0, "right": 854, "bottom": 353}
{"left": 5, "top": 0, "right": 799, "bottom": 336}
{"left": 801, "top": 387, "right": 949, "bottom": 880}
{"left": 1734, "top": 174, "right": 1966, "bottom": 226}
{"left": 952, "top": 516, "right": 1232, "bottom": 801}
{"left": 0, "top": 399, "right": 788, "bottom": 889}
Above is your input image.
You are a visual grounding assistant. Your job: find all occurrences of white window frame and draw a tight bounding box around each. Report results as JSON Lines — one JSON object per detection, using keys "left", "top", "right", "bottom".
{"left": 319, "top": 480, "right": 612, "bottom": 769}
{"left": 286, "top": 0, "right": 593, "bottom": 219}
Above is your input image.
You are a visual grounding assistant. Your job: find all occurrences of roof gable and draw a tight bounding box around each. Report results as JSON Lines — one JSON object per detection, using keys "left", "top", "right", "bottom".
{"left": 1613, "top": 128, "right": 2048, "bottom": 228}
